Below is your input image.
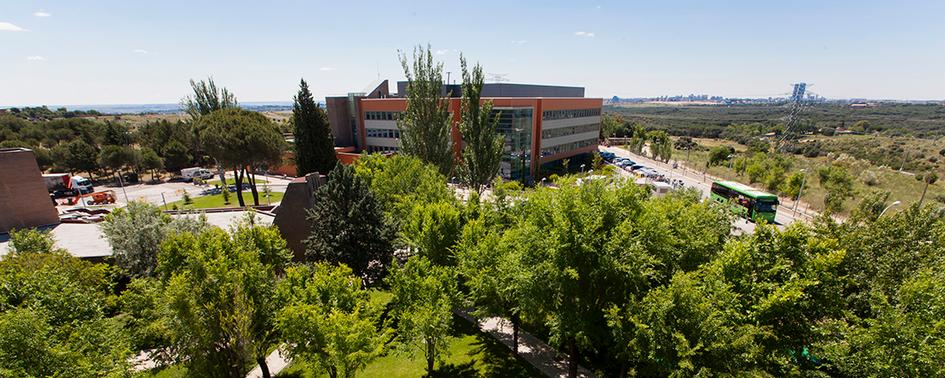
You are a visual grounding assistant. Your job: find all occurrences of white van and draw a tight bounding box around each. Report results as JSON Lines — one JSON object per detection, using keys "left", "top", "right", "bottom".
{"left": 71, "top": 176, "right": 94, "bottom": 194}
{"left": 181, "top": 167, "right": 214, "bottom": 181}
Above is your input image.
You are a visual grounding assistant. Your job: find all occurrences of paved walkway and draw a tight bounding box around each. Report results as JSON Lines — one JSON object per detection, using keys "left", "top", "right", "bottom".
{"left": 246, "top": 346, "right": 291, "bottom": 378}
{"left": 457, "top": 311, "right": 597, "bottom": 378}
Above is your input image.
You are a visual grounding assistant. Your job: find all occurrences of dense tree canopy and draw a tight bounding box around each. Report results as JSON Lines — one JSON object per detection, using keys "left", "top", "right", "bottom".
{"left": 0, "top": 229, "right": 131, "bottom": 377}
{"left": 197, "top": 108, "right": 285, "bottom": 206}
{"left": 158, "top": 218, "right": 291, "bottom": 378}
{"left": 305, "top": 163, "right": 395, "bottom": 285}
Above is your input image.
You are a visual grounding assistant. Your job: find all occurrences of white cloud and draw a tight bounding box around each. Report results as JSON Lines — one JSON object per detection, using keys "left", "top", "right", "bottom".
{"left": 574, "top": 31, "right": 596, "bottom": 37}
{"left": 512, "top": 40, "right": 528, "bottom": 45}
{"left": 132, "top": 49, "right": 149, "bottom": 55}
{"left": 26, "top": 56, "right": 46, "bottom": 61}
{"left": 33, "top": 10, "right": 51, "bottom": 17}
{"left": 0, "top": 22, "right": 27, "bottom": 32}
{"left": 435, "top": 49, "right": 448, "bottom": 55}
{"left": 319, "top": 66, "right": 335, "bottom": 71}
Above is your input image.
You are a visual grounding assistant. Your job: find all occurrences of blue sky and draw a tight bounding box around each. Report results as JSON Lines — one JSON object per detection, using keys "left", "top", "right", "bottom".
{"left": 2, "top": 0, "right": 944, "bottom": 106}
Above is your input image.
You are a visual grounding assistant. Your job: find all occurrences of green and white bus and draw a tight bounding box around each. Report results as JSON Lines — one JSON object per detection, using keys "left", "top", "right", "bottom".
{"left": 710, "top": 180, "right": 779, "bottom": 223}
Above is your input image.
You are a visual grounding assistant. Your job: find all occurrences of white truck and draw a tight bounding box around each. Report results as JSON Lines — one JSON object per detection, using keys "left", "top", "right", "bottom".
{"left": 42, "top": 173, "right": 95, "bottom": 197}
{"left": 181, "top": 167, "right": 214, "bottom": 181}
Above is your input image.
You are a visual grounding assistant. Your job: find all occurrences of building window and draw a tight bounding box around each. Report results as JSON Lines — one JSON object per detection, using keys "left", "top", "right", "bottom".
{"left": 541, "top": 123, "right": 600, "bottom": 139}
{"left": 540, "top": 137, "right": 598, "bottom": 157}
{"left": 365, "top": 128, "right": 400, "bottom": 139}
{"left": 541, "top": 108, "right": 601, "bottom": 121}
{"left": 365, "top": 111, "right": 402, "bottom": 121}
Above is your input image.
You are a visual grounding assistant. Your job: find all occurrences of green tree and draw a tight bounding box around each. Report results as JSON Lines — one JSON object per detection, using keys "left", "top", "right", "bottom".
{"left": 103, "top": 121, "right": 133, "bottom": 146}
{"left": 100, "top": 201, "right": 209, "bottom": 277}
{"left": 353, "top": 154, "right": 454, "bottom": 222}
{"left": 400, "top": 201, "right": 462, "bottom": 266}
{"left": 628, "top": 123, "right": 647, "bottom": 154}
{"left": 276, "top": 263, "right": 388, "bottom": 378}
{"left": 0, "top": 230, "right": 131, "bottom": 376}
{"left": 293, "top": 78, "right": 336, "bottom": 176}
{"left": 600, "top": 113, "right": 627, "bottom": 139}
{"left": 99, "top": 145, "right": 135, "bottom": 177}
{"left": 387, "top": 256, "right": 458, "bottom": 375}
{"left": 181, "top": 77, "right": 238, "bottom": 120}
{"left": 64, "top": 138, "right": 99, "bottom": 178}
{"left": 197, "top": 108, "right": 285, "bottom": 206}
{"left": 647, "top": 130, "right": 672, "bottom": 162}
{"left": 455, "top": 219, "right": 527, "bottom": 353}
{"left": 706, "top": 145, "right": 734, "bottom": 167}
{"left": 781, "top": 171, "right": 806, "bottom": 200}
{"left": 305, "top": 163, "right": 394, "bottom": 284}
{"left": 138, "top": 147, "right": 164, "bottom": 181}
{"left": 158, "top": 220, "right": 291, "bottom": 378}
{"left": 455, "top": 55, "right": 504, "bottom": 194}
{"left": 397, "top": 44, "right": 454, "bottom": 176}
{"left": 818, "top": 164, "right": 855, "bottom": 213}
{"left": 162, "top": 140, "right": 192, "bottom": 173}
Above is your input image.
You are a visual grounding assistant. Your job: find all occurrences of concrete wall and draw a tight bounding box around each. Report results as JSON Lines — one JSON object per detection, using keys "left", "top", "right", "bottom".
{"left": 326, "top": 96, "right": 354, "bottom": 147}
{"left": 0, "top": 148, "right": 60, "bottom": 233}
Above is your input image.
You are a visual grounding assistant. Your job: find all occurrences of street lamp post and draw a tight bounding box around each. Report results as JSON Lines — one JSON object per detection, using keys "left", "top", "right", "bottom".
{"left": 580, "top": 164, "right": 586, "bottom": 173}
{"left": 880, "top": 200, "right": 902, "bottom": 217}
{"left": 793, "top": 169, "right": 807, "bottom": 217}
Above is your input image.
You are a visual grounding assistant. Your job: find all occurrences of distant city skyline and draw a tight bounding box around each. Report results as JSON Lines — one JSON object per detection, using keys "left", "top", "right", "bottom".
{"left": 2, "top": 0, "right": 944, "bottom": 106}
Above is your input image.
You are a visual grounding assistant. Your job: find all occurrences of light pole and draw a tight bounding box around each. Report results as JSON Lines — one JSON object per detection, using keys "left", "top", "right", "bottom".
{"left": 580, "top": 164, "right": 586, "bottom": 173}
{"left": 793, "top": 169, "right": 807, "bottom": 217}
{"left": 880, "top": 200, "right": 902, "bottom": 217}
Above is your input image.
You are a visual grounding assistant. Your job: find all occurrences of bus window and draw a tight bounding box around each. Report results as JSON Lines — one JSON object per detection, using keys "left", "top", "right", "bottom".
{"left": 754, "top": 201, "right": 778, "bottom": 213}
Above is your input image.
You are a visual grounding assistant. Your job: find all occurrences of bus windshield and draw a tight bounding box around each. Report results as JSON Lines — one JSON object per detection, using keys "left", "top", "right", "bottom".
{"left": 754, "top": 201, "right": 778, "bottom": 213}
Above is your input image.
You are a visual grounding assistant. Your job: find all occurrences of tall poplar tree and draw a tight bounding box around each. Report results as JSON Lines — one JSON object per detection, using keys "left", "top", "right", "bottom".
{"left": 456, "top": 55, "right": 504, "bottom": 194}
{"left": 397, "top": 44, "right": 454, "bottom": 176}
{"left": 293, "top": 79, "right": 336, "bottom": 176}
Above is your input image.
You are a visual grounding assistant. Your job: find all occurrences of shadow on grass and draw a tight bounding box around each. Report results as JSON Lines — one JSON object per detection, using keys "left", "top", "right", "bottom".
{"left": 450, "top": 315, "right": 545, "bottom": 378}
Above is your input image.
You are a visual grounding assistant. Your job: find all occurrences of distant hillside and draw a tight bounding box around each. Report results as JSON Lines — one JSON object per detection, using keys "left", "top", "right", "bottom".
{"left": 606, "top": 103, "right": 945, "bottom": 139}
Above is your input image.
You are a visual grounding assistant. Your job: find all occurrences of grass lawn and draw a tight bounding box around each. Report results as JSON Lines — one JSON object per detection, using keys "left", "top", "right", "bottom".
{"left": 276, "top": 314, "right": 542, "bottom": 378}
{"left": 208, "top": 177, "right": 269, "bottom": 186}
{"left": 133, "top": 365, "right": 188, "bottom": 378}
{"left": 167, "top": 191, "right": 284, "bottom": 209}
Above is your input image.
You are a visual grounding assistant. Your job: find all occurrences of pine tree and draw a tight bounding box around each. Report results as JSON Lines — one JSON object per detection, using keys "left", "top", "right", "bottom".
{"left": 293, "top": 79, "right": 336, "bottom": 176}
{"left": 304, "top": 163, "right": 394, "bottom": 285}
{"left": 456, "top": 55, "right": 504, "bottom": 194}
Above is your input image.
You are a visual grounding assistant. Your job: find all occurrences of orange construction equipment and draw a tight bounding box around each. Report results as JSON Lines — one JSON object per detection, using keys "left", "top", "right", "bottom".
{"left": 86, "top": 190, "right": 117, "bottom": 205}
{"left": 60, "top": 190, "right": 117, "bottom": 206}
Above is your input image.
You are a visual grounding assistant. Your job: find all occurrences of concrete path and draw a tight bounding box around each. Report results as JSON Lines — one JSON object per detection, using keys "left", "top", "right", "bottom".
{"left": 246, "top": 346, "right": 291, "bottom": 378}
{"left": 458, "top": 311, "right": 597, "bottom": 378}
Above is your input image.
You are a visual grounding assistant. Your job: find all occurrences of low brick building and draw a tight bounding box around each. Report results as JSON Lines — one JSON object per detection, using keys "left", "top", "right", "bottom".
{"left": 0, "top": 148, "right": 60, "bottom": 233}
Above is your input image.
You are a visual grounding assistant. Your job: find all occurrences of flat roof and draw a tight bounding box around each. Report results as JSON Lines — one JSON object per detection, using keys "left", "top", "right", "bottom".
{"left": 0, "top": 211, "right": 273, "bottom": 259}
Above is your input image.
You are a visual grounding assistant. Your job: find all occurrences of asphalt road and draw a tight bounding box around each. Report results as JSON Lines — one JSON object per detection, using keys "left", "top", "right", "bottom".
{"left": 599, "top": 146, "right": 813, "bottom": 234}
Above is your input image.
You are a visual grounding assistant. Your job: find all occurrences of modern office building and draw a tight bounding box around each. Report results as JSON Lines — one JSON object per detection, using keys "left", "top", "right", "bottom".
{"left": 326, "top": 80, "right": 602, "bottom": 183}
